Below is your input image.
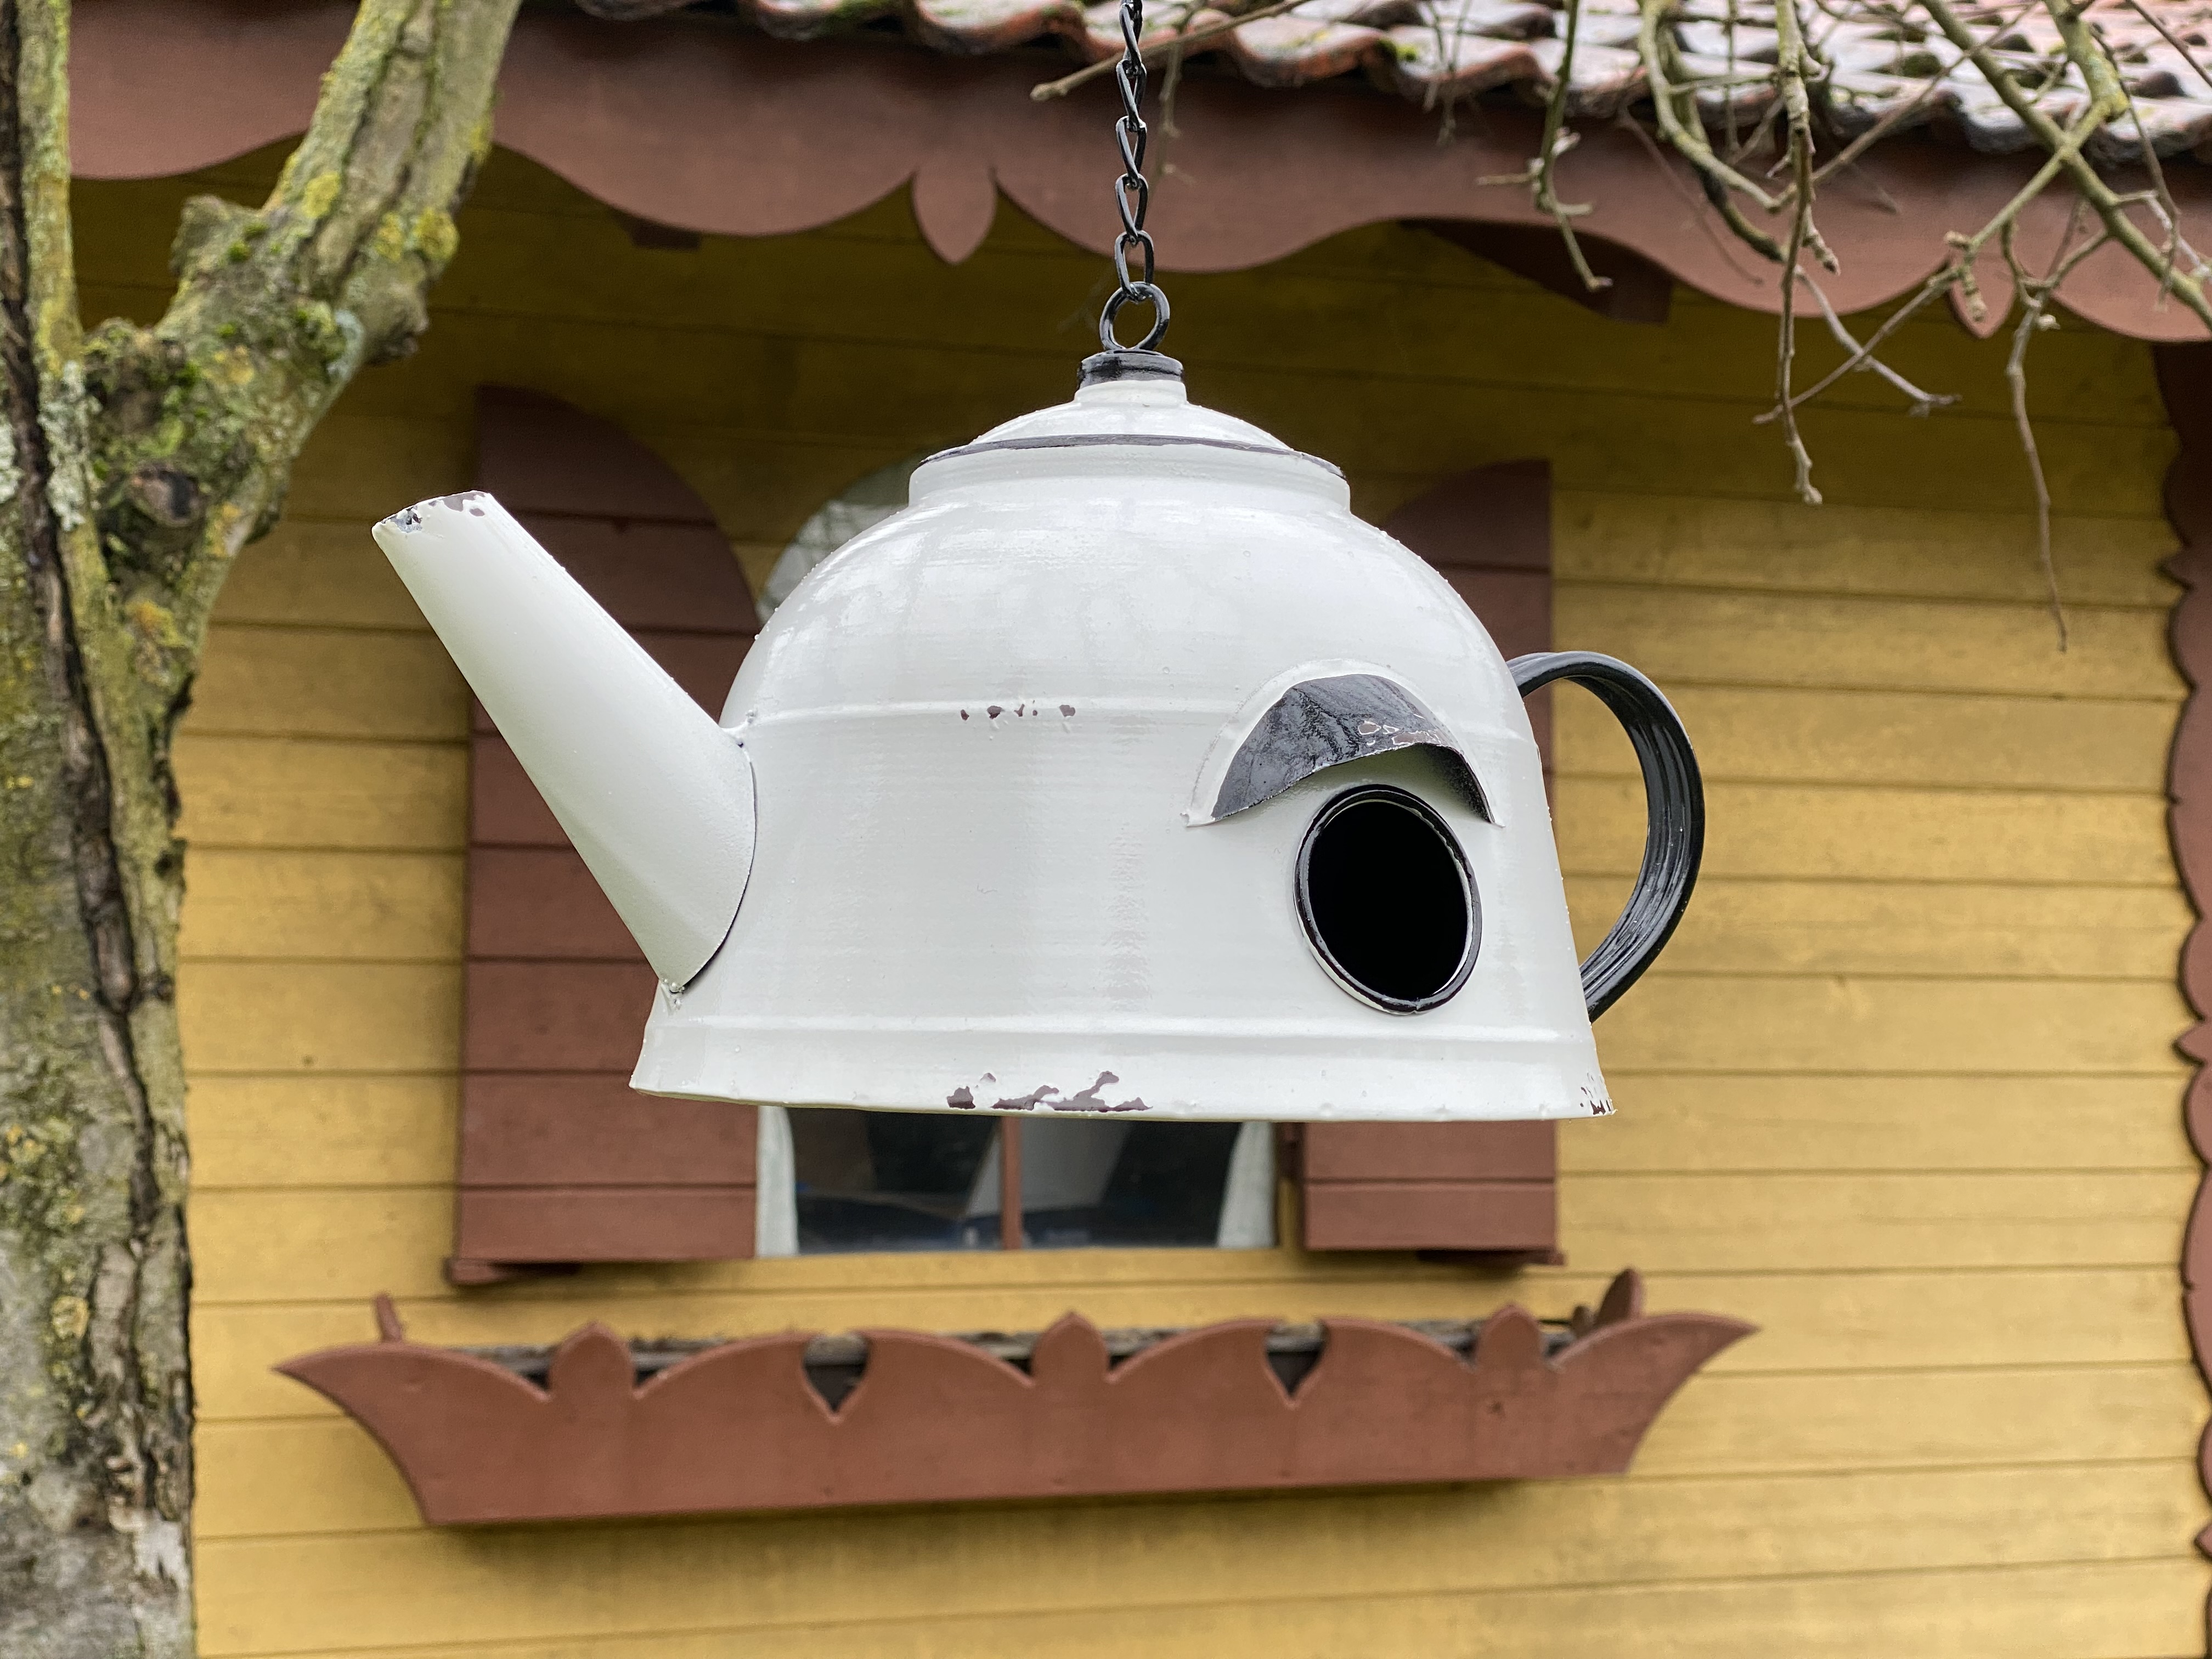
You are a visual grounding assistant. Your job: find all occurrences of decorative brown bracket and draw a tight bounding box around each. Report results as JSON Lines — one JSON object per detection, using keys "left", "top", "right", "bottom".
{"left": 277, "top": 1269, "right": 1751, "bottom": 1526}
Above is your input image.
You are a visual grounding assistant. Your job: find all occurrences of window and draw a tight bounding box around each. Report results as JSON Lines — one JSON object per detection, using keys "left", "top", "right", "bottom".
{"left": 758, "top": 1111, "right": 1276, "bottom": 1254}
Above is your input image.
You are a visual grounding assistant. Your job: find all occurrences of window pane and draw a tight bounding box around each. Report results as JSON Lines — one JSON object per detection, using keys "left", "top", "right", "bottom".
{"left": 789, "top": 1110, "right": 1253, "bottom": 1254}
{"left": 789, "top": 1108, "right": 1004, "bottom": 1252}
{"left": 975, "top": 1118, "right": 1246, "bottom": 1249}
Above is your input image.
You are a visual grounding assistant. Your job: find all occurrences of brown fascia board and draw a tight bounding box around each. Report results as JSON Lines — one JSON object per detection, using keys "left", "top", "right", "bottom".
{"left": 276, "top": 1269, "right": 1752, "bottom": 1526}
{"left": 2158, "top": 339, "right": 2212, "bottom": 1639}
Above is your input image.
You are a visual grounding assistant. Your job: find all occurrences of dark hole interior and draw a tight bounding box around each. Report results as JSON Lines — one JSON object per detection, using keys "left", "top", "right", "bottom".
{"left": 1301, "top": 792, "right": 1475, "bottom": 1009}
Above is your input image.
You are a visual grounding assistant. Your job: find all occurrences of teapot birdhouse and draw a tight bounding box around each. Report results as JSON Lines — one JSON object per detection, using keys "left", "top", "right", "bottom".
{"left": 374, "top": 352, "right": 1701, "bottom": 1122}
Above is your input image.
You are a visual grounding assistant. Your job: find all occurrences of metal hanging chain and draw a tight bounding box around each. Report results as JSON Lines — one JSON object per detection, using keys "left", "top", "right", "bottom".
{"left": 1099, "top": 0, "right": 1171, "bottom": 353}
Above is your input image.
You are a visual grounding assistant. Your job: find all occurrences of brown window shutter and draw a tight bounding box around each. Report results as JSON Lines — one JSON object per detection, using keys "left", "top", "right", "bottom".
{"left": 450, "top": 387, "right": 761, "bottom": 1284}
{"left": 1295, "top": 461, "right": 1561, "bottom": 1261}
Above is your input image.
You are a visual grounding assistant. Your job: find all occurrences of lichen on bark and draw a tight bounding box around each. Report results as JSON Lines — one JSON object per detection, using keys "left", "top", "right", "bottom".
{"left": 0, "top": 3, "right": 520, "bottom": 1652}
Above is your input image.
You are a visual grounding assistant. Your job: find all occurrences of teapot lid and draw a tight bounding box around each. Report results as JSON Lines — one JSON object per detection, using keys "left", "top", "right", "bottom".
{"left": 919, "top": 352, "right": 1343, "bottom": 483}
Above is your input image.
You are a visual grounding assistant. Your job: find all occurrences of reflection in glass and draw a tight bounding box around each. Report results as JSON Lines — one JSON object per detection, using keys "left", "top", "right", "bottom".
{"left": 789, "top": 1109, "right": 1249, "bottom": 1254}
{"left": 789, "top": 1108, "right": 1001, "bottom": 1252}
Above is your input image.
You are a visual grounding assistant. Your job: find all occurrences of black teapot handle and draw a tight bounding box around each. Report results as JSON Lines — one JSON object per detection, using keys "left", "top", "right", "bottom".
{"left": 1510, "top": 651, "right": 1704, "bottom": 1020}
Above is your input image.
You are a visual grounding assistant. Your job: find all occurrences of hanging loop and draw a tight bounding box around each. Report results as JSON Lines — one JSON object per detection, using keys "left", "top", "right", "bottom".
{"left": 1100, "top": 283, "right": 1171, "bottom": 352}
{"left": 1097, "top": 0, "right": 1169, "bottom": 355}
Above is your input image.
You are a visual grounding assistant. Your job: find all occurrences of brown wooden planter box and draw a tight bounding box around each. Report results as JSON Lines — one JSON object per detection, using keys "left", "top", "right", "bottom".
{"left": 278, "top": 1269, "right": 1751, "bottom": 1526}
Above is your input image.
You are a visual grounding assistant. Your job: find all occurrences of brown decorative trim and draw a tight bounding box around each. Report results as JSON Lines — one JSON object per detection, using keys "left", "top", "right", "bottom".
{"left": 2160, "top": 341, "right": 2212, "bottom": 1642}
{"left": 70, "top": 2, "right": 2210, "bottom": 342}
{"left": 276, "top": 1271, "right": 1752, "bottom": 1525}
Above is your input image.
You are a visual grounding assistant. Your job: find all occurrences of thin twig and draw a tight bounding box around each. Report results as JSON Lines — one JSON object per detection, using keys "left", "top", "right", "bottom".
{"left": 1615, "top": 111, "right": 1771, "bottom": 285}
{"left": 2102, "top": 20, "right": 2209, "bottom": 307}
{"left": 2124, "top": 0, "right": 2212, "bottom": 93}
{"left": 1481, "top": 0, "right": 1612, "bottom": 290}
{"left": 1798, "top": 272, "right": 1961, "bottom": 413}
{"left": 1160, "top": 40, "right": 1186, "bottom": 136}
{"left": 1771, "top": 0, "right": 1825, "bottom": 502}
{"left": 1030, "top": 0, "right": 1306, "bottom": 100}
{"left": 2001, "top": 204, "right": 2105, "bottom": 651}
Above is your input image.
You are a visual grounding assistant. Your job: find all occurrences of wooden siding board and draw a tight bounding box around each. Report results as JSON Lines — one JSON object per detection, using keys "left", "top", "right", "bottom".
{"left": 190, "top": 625, "right": 467, "bottom": 741}
{"left": 179, "top": 963, "right": 462, "bottom": 1075}
{"left": 1563, "top": 876, "right": 2194, "bottom": 980}
{"left": 507, "top": 518, "right": 759, "bottom": 633}
{"left": 1556, "top": 778, "right": 2179, "bottom": 886}
{"left": 1302, "top": 1120, "right": 1557, "bottom": 1181}
{"left": 1560, "top": 684, "right": 2179, "bottom": 794}
{"left": 1554, "top": 493, "right": 2180, "bottom": 607}
{"left": 1576, "top": 1074, "right": 2195, "bottom": 1172}
{"left": 1302, "top": 1180, "right": 1557, "bottom": 1251}
{"left": 1560, "top": 585, "right": 2181, "bottom": 699}
{"left": 461, "top": 961, "right": 657, "bottom": 1074}
{"left": 206, "top": 518, "right": 435, "bottom": 630}
{"left": 179, "top": 849, "right": 465, "bottom": 964}
{"left": 453, "top": 1187, "right": 756, "bottom": 1261}
{"left": 172, "top": 736, "right": 467, "bottom": 854}
{"left": 465, "top": 848, "right": 633, "bottom": 960}
{"left": 470, "top": 735, "right": 566, "bottom": 848}
{"left": 459, "top": 1076, "right": 756, "bottom": 1186}
{"left": 186, "top": 1539, "right": 2204, "bottom": 1658}
{"left": 1593, "top": 974, "right": 2191, "bottom": 1075}
{"left": 188, "top": 1075, "right": 459, "bottom": 1192}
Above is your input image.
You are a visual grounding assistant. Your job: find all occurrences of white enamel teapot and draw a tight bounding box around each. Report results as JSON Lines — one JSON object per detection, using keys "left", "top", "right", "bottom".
{"left": 374, "top": 352, "right": 1702, "bottom": 1122}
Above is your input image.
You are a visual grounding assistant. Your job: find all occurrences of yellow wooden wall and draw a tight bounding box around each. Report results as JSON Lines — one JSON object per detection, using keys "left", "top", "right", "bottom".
{"left": 72, "top": 142, "right": 2207, "bottom": 1656}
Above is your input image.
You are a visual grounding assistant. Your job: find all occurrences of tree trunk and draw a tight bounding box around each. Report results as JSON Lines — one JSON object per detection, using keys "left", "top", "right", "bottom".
{"left": 0, "top": 3, "right": 520, "bottom": 1651}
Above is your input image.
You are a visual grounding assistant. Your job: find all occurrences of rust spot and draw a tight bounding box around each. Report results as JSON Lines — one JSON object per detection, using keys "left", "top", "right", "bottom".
{"left": 960, "top": 710, "right": 970, "bottom": 721}
{"left": 1059, "top": 704, "right": 1075, "bottom": 718}
{"left": 987, "top": 706, "right": 1003, "bottom": 720}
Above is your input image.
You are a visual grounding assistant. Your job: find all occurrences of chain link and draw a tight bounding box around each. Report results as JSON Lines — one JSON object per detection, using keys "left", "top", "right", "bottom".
{"left": 1099, "top": 0, "right": 1170, "bottom": 353}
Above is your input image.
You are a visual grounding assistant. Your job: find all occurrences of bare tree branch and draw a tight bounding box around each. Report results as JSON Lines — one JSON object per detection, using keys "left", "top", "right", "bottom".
{"left": 1920, "top": 0, "right": 2212, "bottom": 328}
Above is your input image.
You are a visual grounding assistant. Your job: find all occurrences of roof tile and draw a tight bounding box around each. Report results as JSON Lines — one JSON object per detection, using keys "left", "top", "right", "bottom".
{"left": 590, "top": 0, "right": 2212, "bottom": 164}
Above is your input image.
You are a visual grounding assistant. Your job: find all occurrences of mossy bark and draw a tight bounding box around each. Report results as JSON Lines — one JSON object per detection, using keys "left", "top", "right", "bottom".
{"left": 0, "top": 3, "right": 519, "bottom": 1651}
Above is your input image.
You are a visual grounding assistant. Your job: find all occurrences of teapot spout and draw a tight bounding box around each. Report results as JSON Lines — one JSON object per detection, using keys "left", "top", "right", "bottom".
{"left": 373, "top": 493, "right": 754, "bottom": 988}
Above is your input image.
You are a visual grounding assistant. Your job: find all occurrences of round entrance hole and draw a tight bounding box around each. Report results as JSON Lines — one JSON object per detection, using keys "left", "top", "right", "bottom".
{"left": 1295, "top": 785, "right": 1479, "bottom": 1013}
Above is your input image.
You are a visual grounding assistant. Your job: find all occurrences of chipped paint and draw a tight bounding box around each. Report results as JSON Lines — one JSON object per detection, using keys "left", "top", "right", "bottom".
{"left": 944, "top": 1071, "right": 1150, "bottom": 1114}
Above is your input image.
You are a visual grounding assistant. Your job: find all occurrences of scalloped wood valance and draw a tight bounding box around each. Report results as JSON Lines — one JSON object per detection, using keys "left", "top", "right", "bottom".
{"left": 72, "top": 0, "right": 2211, "bottom": 340}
